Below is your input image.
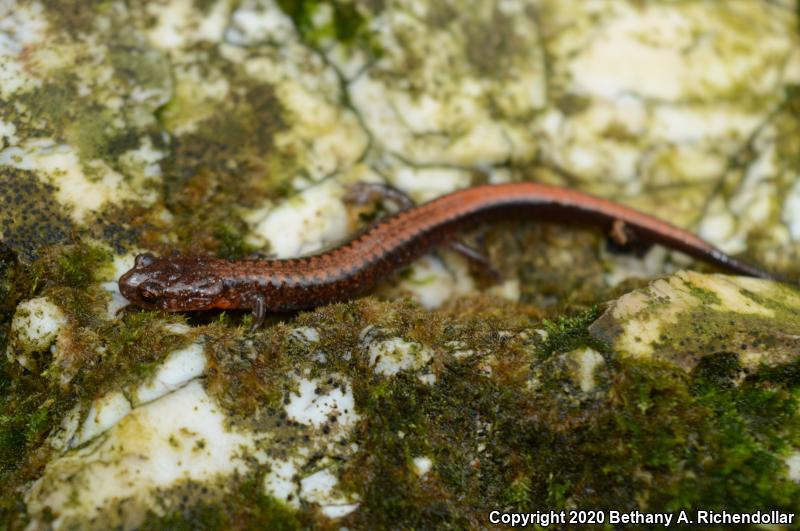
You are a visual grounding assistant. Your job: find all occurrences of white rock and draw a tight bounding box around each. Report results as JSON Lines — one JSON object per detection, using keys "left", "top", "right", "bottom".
{"left": 47, "top": 404, "right": 82, "bottom": 452}
{"left": 417, "top": 373, "right": 436, "bottom": 386}
{"left": 101, "top": 282, "right": 129, "bottom": 319}
{"left": 264, "top": 457, "right": 302, "bottom": 508}
{"left": 784, "top": 179, "right": 800, "bottom": 242}
{"left": 26, "top": 381, "right": 256, "bottom": 527}
{"left": 246, "top": 181, "right": 348, "bottom": 257}
{"left": 133, "top": 341, "right": 207, "bottom": 406}
{"left": 0, "top": 1, "right": 48, "bottom": 97}
{"left": 368, "top": 338, "right": 433, "bottom": 377}
{"left": 144, "top": 0, "right": 230, "bottom": 51}
{"left": 568, "top": 347, "right": 605, "bottom": 393}
{"left": 786, "top": 451, "right": 800, "bottom": 482}
{"left": 6, "top": 297, "right": 66, "bottom": 370}
{"left": 290, "top": 326, "right": 320, "bottom": 344}
{"left": 71, "top": 392, "right": 133, "bottom": 448}
{"left": 300, "top": 468, "right": 339, "bottom": 504}
{"left": 0, "top": 141, "right": 140, "bottom": 222}
{"left": 299, "top": 467, "right": 359, "bottom": 514}
{"left": 320, "top": 503, "right": 360, "bottom": 519}
{"left": 226, "top": 0, "right": 295, "bottom": 46}
{"left": 389, "top": 166, "right": 471, "bottom": 203}
{"left": 393, "top": 255, "right": 474, "bottom": 310}
{"left": 163, "top": 322, "right": 193, "bottom": 335}
{"left": 285, "top": 377, "right": 359, "bottom": 429}
{"left": 412, "top": 456, "right": 432, "bottom": 477}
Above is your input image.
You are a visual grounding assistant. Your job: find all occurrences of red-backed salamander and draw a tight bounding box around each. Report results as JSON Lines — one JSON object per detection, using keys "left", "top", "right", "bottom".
{"left": 119, "top": 182, "right": 783, "bottom": 329}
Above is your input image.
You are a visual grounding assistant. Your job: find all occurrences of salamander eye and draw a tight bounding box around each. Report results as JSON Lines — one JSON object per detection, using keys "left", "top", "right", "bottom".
{"left": 135, "top": 253, "right": 157, "bottom": 269}
{"left": 138, "top": 280, "right": 163, "bottom": 302}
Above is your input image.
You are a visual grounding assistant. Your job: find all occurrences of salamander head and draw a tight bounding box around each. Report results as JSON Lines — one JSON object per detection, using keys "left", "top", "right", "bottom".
{"left": 119, "top": 253, "right": 226, "bottom": 311}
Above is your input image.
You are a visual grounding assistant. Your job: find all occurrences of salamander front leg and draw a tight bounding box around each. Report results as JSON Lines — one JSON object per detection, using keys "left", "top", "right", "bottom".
{"left": 250, "top": 292, "right": 266, "bottom": 332}
{"left": 115, "top": 303, "right": 139, "bottom": 317}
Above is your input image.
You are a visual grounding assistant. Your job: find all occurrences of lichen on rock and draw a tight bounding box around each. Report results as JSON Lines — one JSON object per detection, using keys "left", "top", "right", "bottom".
{"left": 590, "top": 271, "right": 800, "bottom": 371}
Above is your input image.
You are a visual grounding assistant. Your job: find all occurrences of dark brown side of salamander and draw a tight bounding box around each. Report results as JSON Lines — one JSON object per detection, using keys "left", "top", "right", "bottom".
{"left": 119, "top": 182, "right": 780, "bottom": 325}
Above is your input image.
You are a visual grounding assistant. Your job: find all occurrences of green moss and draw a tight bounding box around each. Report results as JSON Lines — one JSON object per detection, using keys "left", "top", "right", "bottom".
{"left": 19, "top": 75, "right": 151, "bottom": 169}
{"left": 197, "top": 297, "right": 796, "bottom": 523}
{"left": 213, "top": 220, "right": 255, "bottom": 261}
{"left": 192, "top": 0, "right": 217, "bottom": 14}
{"left": 276, "top": 0, "right": 383, "bottom": 55}
{"left": 2, "top": 286, "right": 800, "bottom": 527}
{"left": 483, "top": 222, "right": 618, "bottom": 309}
{"left": 40, "top": 0, "right": 113, "bottom": 36}
{"left": 336, "top": 302, "right": 798, "bottom": 525}
{"left": 82, "top": 310, "right": 192, "bottom": 394}
{"left": 0, "top": 244, "right": 23, "bottom": 357}
{"left": 2, "top": 53, "right": 166, "bottom": 257}
{"left": 753, "top": 358, "right": 800, "bottom": 387}
{"left": 503, "top": 476, "right": 533, "bottom": 508}
{"left": 0, "top": 242, "right": 193, "bottom": 521}
{"left": 0, "top": 354, "right": 69, "bottom": 487}
{"left": 462, "top": 6, "right": 526, "bottom": 80}
{"left": 25, "top": 400, "right": 54, "bottom": 445}
{"left": 32, "top": 243, "right": 113, "bottom": 291}
{"left": 554, "top": 93, "right": 591, "bottom": 116}
{"left": 159, "top": 74, "right": 289, "bottom": 257}
{"left": 640, "top": 299, "right": 800, "bottom": 371}
{"left": 769, "top": 283, "right": 800, "bottom": 316}
{"left": 343, "top": 371, "right": 475, "bottom": 528}
{"left": 535, "top": 306, "right": 608, "bottom": 359}
{"left": 679, "top": 355, "right": 800, "bottom": 510}
{"left": 686, "top": 285, "right": 723, "bottom": 306}
{"left": 138, "top": 477, "right": 315, "bottom": 530}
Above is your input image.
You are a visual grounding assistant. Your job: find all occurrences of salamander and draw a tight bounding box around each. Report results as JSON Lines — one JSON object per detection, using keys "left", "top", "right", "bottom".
{"left": 118, "top": 182, "right": 781, "bottom": 329}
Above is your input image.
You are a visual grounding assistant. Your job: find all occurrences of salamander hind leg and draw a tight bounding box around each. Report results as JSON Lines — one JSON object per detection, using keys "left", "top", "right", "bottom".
{"left": 346, "top": 182, "right": 503, "bottom": 283}
{"left": 447, "top": 240, "right": 502, "bottom": 284}
{"left": 343, "top": 182, "right": 416, "bottom": 211}
{"left": 607, "top": 219, "right": 653, "bottom": 258}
